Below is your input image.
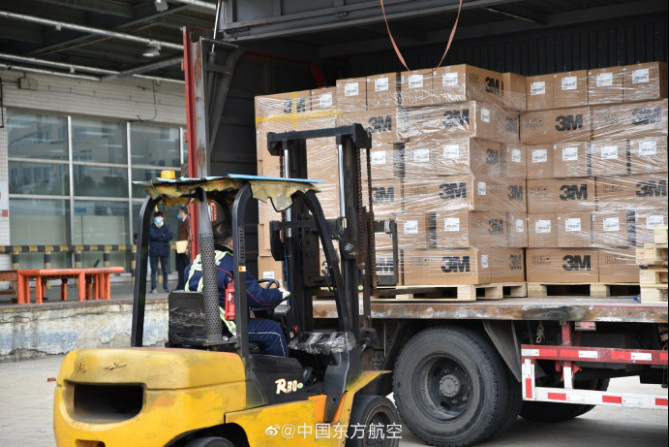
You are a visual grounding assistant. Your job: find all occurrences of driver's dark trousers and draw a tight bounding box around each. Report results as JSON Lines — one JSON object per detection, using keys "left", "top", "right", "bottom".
{"left": 248, "top": 319, "right": 289, "bottom": 357}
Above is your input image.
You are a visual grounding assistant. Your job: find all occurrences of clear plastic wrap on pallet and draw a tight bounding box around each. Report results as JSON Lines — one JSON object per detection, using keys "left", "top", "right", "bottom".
{"left": 427, "top": 210, "right": 527, "bottom": 249}
{"left": 591, "top": 99, "right": 668, "bottom": 140}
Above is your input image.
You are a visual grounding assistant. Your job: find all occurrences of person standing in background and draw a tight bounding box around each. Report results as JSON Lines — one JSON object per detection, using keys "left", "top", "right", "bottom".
{"left": 175, "top": 206, "right": 190, "bottom": 290}
{"left": 149, "top": 211, "right": 172, "bottom": 293}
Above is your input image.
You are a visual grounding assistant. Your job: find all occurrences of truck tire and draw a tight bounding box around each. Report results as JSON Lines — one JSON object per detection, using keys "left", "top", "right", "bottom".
{"left": 519, "top": 378, "right": 610, "bottom": 422}
{"left": 184, "top": 437, "right": 234, "bottom": 447}
{"left": 488, "top": 365, "right": 522, "bottom": 439}
{"left": 346, "top": 395, "right": 401, "bottom": 447}
{"left": 393, "top": 327, "right": 508, "bottom": 447}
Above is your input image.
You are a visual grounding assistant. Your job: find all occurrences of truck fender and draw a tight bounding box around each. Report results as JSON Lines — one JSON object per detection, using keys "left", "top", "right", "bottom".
{"left": 483, "top": 320, "right": 522, "bottom": 382}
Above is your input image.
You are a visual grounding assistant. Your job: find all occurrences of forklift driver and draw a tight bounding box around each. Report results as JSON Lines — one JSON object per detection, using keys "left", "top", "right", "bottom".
{"left": 184, "top": 224, "right": 291, "bottom": 357}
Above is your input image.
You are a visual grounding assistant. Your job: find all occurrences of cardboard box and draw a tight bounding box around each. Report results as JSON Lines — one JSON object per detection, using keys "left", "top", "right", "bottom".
{"left": 367, "top": 73, "right": 400, "bottom": 109}
{"left": 340, "top": 107, "right": 399, "bottom": 144}
{"left": 503, "top": 72, "right": 527, "bottom": 112}
{"left": 501, "top": 144, "right": 527, "bottom": 178}
{"left": 403, "top": 248, "right": 492, "bottom": 285}
{"left": 520, "top": 106, "right": 591, "bottom": 144}
{"left": 375, "top": 249, "right": 400, "bottom": 283}
{"left": 371, "top": 179, "right": 402, "bottom": 218}
{"left": 398, "top": 101, "right": 520, "bottom": 144}
{"left": 400, "top": 69, "right": 433, "bottom": 107}
{"left": 307, "top": 137, "right": 341, "bottom": 218}
{"left": 526, "top": 248, "right": 599, "bottom": 283}
{"left": 336, "top": 77, "right": 367, "bottom": 112}
{"left": 257, "top": 255, "right": 283, "bottom": 283}
{"left": 369, "top": 143, "right": 403, "bottom": 180}
{"left": 592, "top": 211, "right": 636, "bottom": 248}
{"left": 506, "top": 212, "right": 528, "bottom": 248}
{"left": 635, "top": 210, "right": 669, "bottom": 245}
{"left": 526, "top": 74, "right": 554, "bottom": 111}
{"left": 629, "top": 135, "right": 668, "bottom": 174}
{"left": 557, "top": 212, "right": 593, "bottom": 247}
{"left": 622, "top": 62, "right": 668, "bottom": 103}
{"left": 430, "top": 211, "right": 508, "bottom": 248}
{"left": 432, "top": 64, "right": 505, "bottom": 108}
{"left": 526, "top": 144, "right": 554, "bottom": 180}
{"left": 404, "top": 176, "right": 527, "bottom": 213}
{"left": 397, "top": 212, "right": 428, "bottom": 250}
{"left": 528, "top": 213, "right": 558, "bottom": 248}
{"left": 553, "top": 70, "right": 588, "bottom": 108}
{"left": 254, "top": 90, "right": 311, "bottom": 119}
{"left": 403, "top": 137, "right": 503, "bottom": 178}
{"left": 490, "top": 248, "right": 525, "bottom": 283}
{"left": 552, "top": 141, "right": 591, "bottom": 178}
{"left": 596, "top": 173, "right": 668, "bottom": 211}
{"left": 527, "top": 177, "right": 596, "bottom": 214}
{"left": 598, "top": 248, "right": 639, "bottom": 283}
{"left": 310, "top": 87, "right": 337, "bottom": 111}
{"left": 590, "top": 138, "right": 629, "bottom": 176}
{"left": 588, "top": 66, "right": 624, "bottom": 105}
{"left": 591, "top": 99, "right": 668, "bottom": 139}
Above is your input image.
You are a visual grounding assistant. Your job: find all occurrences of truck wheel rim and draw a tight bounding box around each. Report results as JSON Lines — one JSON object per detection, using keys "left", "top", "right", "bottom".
{"left": 414, "top": 354, "right": 471, "bottom": 422}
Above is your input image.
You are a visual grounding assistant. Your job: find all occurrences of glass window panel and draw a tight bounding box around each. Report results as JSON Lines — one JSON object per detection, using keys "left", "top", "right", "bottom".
{"left": 131, "top": 168, "right": 168, "bottom": 198}
{"left": 7, "top": 112, "right": 68, "bottom": 160}
{"left": 73, "top": 200, "right": 130, "bottom": 270}
{"left": 9, "top": 161, "right": 69, "bottom": 195}
{"left": 72, "top": 119, "right": 127, "bottom": 164}
{"left": 10, "top": 198, "right": 70, "bottom": 245}
{"left": 130, "top": 124, "right": 180, "bottom": 167}
{"left": 73, "top": 165, "right": 128, "bottom": 197}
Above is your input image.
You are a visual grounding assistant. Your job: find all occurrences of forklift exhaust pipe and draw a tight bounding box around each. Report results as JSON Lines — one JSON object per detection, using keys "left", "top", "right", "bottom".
{"left": 197, "top": 188, "right": 225, "bottom": 347}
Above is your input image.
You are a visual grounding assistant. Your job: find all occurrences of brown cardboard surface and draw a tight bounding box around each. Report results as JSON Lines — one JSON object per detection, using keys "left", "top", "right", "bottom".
{"left": 553, "top": 70, "right": 588, "bottom": 108}
{"left": 403, "top": 137, "right": 503, "bottom": 177}
{"left": 526, "top": 74, "right": 554, "bottom": 111}
{"left": 526, "top": 248, "right": 599, "bottom": 283}
{"left": 557, "top": 212, "right": 593, "bottom": 247}
{"left": 340, "top": 107, "right": 399, "bottom": 144}
{"left": 258, "top": 255, "right": 284, "bottom": 283}
{"left": 399, "top": 69, "right": 433, "bottom": 106}
{"left": 591, "top": 99, "right": 668, "bottom": 139}
{"left": 397, "top": 212, "right": 428, "bottom": 250}
{"left": 596, "top": 173, "right": 668, "bottom": 211}
{"left": 503, "top": 72, "right": 527, "bottom": 112}
{"left": 336, "top": 76, "right": 367, "bottom": 112}
{"left": 635, "top": 210, "right": 669, "bottom": 245}
{"left": 590, "top": 138, "right": 629, "bottom": 176}
{"left": 526, "top": 144, "right": 554, "bottom": 180}
{"left": 254, "top": 90, "right": 311, "bottom": 118}
{"left": 371, "top": 179, "right": 402, "bottom": 218}
{"left": 398, "top": 101, "right": 520, "bottom": 144}
{"left": 520, "top": 106, "right": 591, "bottom": 144}
{"left": 622, "top": 62, "right": 668, "bottom": 103}
{"left": 588, "top": 67, "right": 624, "bottom": 105}
{"left": 404, "top": 175, "right": 527, "bottom": 213}
{"left": 369, "top": 143, "right": 402, "bottom": 180}
{"left": 432, "top": 64, "right": 505, "bottom": 108}
{"left": 598, "top": 248, "right": 639, "bottom": 283}
{"left": 501, "top": 144, "right": 527, "bottom": 178}
{"left": 506, "top": 212, "right": 528, "bottom": 248}
{"left": 629, "top": 135, "right": 669, "bottom": 174}
{"left": 527, "top": 177, "right": 596, "bottom": 214}
{"left": 403, "top": 248, "right": 492, "bottom": 285}
{"left": 310, "top": 87, "right": 337, "bottom": 111}
{"left": 592, "top": 211, "right": 636, "bottom": 248}
{"left": 490, "top": 248, "right": 525, "bottom": 283}
{"left": 307, "top": 137, "right": 340, "bottom": 218}
{"left": 552, "top": 141, "right": 591, "bottom": 178}
{"left": 367, "top": 73, "right": 400, "bottom": 109}
{"left": 430, "top": 211, "right": 508, "bottom": 248}
{"left": 528, "top": 213, "right": 558, "bottom": 248}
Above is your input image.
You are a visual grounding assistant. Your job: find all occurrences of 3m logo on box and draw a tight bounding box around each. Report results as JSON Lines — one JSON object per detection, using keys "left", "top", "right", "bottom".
{"left": 636, "top": 180, "right": 666, "bottom": 197}
{"left": 486, "top": 148, "right": 500, "bottom": 166}
{"left": 485, "top": 76, "right": 502, "bottom": 95}
{"left": 562, "top": 255, "right": 591, "bottom": 271}
{"left": 441, "top": 256, "right": 471, "bottom": 273}
{"left": 555, "top": 114, "right": 584, "bottom": 131}
{"left": 442, "top": 109, "right": 470, "bottom": 127}
{"left": 372, "top": 186, "right": 396, "bottom": 203}
{"left": 439, "top": 182, "right": 467, "bottom": 199}
{"left": 559, "top": 184, "right": 588, "bottom": 201}
{"left": 508, "top": 185, "right": 524, "bottom": 201}
{"left": 282, "top": 98, "right": 307, "bottom": 114}
{"left": 376, "top": 257, "right": 394, "bottom": 274}
{"left": 505, "top": 117, "right": 519, "bottom": 133}
{"left": 488, "top": 219, "right": 504, "bottom": 235}
{"left": 632, "top": 107, "right": 663, "bottom": 125}
{"left": 509, "top": 254, "right": 523, "bottom": 270}
{"left": 367, "top": 115, "right": 393, "bottom": 133}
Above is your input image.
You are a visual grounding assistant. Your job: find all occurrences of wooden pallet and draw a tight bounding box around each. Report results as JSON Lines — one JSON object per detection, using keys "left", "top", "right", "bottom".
{"left": 636, "top": 244, "right": 668, "bottom": 265}
{"left": 640, "top": 284, "right": 668, "bottom": 303}
{"left": 638, "top": 266, "right": 669, "bottom": 285}
{"left": 372, "top": 282, "right": 527, "bottom": 302}
{"left": 527, "top": 282, "right": 640, "bottom": 298}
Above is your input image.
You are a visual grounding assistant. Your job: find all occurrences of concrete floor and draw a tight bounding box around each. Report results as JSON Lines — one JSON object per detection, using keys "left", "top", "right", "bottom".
{"left": 0, "top": 355, "right": 666, "bottom": 447}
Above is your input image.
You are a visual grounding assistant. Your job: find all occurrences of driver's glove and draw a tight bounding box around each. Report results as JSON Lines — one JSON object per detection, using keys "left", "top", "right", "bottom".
{"left": 278, "top": 287, "right": 291, "bottom": 299}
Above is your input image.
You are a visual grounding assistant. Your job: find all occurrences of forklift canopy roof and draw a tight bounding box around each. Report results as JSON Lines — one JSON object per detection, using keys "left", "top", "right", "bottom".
{"left": 133, "top": 174, "right": 322, "bottom": 211}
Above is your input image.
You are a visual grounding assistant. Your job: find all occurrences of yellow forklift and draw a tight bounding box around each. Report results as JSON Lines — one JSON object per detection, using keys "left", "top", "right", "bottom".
{"left": 53, "top": 126, "right": 400, "bottom": 447}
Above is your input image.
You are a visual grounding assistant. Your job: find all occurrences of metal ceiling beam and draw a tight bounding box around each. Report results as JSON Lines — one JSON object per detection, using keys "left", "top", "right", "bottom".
{"left": 0, "top": 10, "right": 183, "bottom": 51}
{"left": 33, "top": 0, "right": 134, "bottom": 18}
{"left": 171, "top": 0, "right": 217, "bottom": 11}
{"left": 29, "top": 4, "right": 191, "bottom": 56}
{"left": 103, "top": 56, "right": 183, "bottom": 80}
{"left": 485, "top": 6, "right": 546, "bottom": 24}
{"left": 0, "top": 62, "right": 101, "bottom": 81}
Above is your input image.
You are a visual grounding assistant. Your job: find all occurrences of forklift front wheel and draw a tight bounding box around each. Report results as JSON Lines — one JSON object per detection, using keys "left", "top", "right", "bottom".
{"left": 345, "top": 395, "right": 400, "bottom": 447}
{"left": 184, "top": 437, "right": 234, "bottom": 447}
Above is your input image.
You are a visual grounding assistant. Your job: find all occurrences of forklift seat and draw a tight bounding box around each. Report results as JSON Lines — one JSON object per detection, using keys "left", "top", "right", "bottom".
{"left": 288, "top": 331, "right": 356, "bottom": 355}
{"left": 168, "top": 291, "right": 230, "bottom": 348}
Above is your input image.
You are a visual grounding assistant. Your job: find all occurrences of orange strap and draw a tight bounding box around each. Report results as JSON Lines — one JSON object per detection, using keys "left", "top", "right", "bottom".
{"left": 379, "top": 0, "right": 464, "bottom": 70}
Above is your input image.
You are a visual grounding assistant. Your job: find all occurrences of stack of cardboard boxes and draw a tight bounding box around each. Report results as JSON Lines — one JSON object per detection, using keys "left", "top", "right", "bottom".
{"left": 254, "top": 62, "right": 667, "bottom": 290}
{"left": 523, "top": 62, "right": 668, "bottom": 284}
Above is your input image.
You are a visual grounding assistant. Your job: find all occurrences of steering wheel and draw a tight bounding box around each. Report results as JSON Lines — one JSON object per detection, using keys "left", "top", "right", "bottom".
{"left": 253, "top": 278, "right": 287, "bottom": 320}
{"left": 258, "top": 278, "right": 280, "bottom": 290}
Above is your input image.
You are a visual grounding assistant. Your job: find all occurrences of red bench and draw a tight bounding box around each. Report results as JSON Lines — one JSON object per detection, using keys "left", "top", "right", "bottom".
{"left": 16, "top": 267, "right": 124, "bottom": 304}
